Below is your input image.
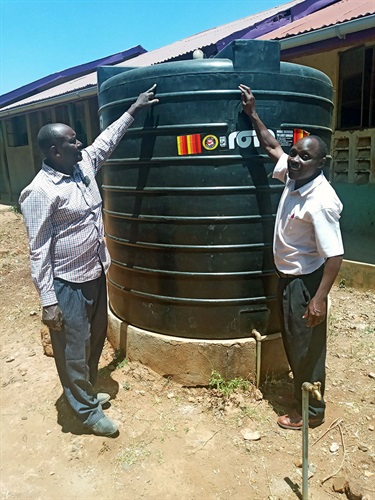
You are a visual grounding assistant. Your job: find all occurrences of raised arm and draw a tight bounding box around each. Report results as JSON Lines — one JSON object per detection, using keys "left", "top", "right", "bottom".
{"left": 126, "top": 84, "right": 159, "bottom": 116}
{"left": 83, "top": 84, "right": 159, "bottom": 173}
{"left": 239, "top": 84, "right": 284, "bottom": 162}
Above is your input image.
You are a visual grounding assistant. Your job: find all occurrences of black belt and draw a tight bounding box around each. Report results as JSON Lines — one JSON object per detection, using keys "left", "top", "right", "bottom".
{"left": 275, "top": 269, "right": 298, "bottom": 279}
{"left": 276, "top": 265, "right": 324, "bottom": 279}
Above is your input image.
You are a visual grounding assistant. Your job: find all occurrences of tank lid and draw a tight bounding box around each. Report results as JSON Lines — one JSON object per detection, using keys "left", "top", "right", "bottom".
{"left": 215, "top": 39, "right": 280, "bottom": 72}
{"left": 97, "top": 65, "right": 138, "bottom": 92}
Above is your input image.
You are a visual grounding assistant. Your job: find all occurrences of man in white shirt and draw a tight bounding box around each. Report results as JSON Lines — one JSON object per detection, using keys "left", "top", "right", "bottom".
{"left": 20, "top": 85, "right": 158, "bottom": 437}
{"left": 239, "top": 84, "right": 344, "bottom": 430}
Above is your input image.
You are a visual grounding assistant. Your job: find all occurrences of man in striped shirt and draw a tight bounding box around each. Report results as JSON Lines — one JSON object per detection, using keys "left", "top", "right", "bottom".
{"left": 19, "top": 85, "right": 158, "bottom": 437}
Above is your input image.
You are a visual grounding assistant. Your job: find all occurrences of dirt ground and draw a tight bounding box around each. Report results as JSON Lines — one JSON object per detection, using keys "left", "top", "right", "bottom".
{"left": 0, "top": 206, "right": 374, "bottom": 500}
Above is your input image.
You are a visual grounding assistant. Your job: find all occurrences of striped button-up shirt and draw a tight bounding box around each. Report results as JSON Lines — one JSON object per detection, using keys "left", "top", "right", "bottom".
{"left": 19, "top": 112, "right": 134, "bottom": 307}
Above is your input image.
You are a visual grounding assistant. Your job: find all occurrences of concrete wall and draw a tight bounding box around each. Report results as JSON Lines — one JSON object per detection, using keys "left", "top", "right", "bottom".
{"left": 337, "top": 260, "right": 375, "bottom": 291}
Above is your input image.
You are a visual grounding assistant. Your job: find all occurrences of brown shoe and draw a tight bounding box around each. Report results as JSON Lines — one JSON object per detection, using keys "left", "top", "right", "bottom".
{"left": 277, "top": 412, "right": 324, "bottom": 430}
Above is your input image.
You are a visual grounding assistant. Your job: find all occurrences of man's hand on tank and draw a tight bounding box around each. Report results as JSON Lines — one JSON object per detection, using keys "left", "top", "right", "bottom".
{"left": 42, "top": 304, "right": 63, "bottom": 331}
{"left": 134, "top": 84, "right": 159, "bottom": 109}
{"left": 238, "top": 84, "right": 256, "bottom": 117}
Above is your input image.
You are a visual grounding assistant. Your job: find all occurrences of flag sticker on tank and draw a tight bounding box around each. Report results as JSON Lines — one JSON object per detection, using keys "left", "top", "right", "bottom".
{"left": 177, "top": 134, "right": 202, "bottom": 155}
{"left": 293, "top": 129, "right": 310, "bottom": 143}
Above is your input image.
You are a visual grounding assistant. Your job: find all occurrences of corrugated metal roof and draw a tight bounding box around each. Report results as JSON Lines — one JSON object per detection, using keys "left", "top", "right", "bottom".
{"left": 117, "top": 0, "right": 303, "bottom": 67}
{"left": 258, "top": 0, "right": 375, "bottom": 39}
{"left": 0, "top": 45, "right": 147, "bottom": 108}
{"left": 0, "top": 0, "right": 303, "bottom": 113}
{"left": 3, "top": 0, "right": 373, "bottom": 115}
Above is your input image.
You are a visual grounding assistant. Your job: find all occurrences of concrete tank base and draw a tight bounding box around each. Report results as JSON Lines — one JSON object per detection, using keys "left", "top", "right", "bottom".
{"left": 107, "top": 309, "right": 289, "bottom": 386}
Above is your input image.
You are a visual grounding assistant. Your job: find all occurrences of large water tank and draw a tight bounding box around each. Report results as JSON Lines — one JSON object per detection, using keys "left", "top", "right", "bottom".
{"left": 97, "top": 40, "right": 333, "bottom": 340}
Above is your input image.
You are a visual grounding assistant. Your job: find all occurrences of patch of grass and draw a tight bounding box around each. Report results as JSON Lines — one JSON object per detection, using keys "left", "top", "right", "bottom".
{"left": 240, "top": 406, "right": 260, "bottom": 420}
{"left": 351, "top": 323, "right": 375, "bottom": 362}
{"left": 209, "top": 370, "right": 250, "bottom": 398}
{"left": 339, "top": 278, "right": 346, "bottom": 289}
{"left": 161, "top": 415, "right": 178, "bottom": 434}
{"left": 112, "top": 349, "right": 128, "bottom": 369}
{"left": 116, "top": 358, "right": 128, "bottom": 369}
{"left": 363, "top": 325, "right": 375, "bottom": 336}
{"left": 156, "top": 449, "right": 164, "bottom": 465}
{"left": 261, "top": 373, "right": 290, "bottom": 393}
{"left": 328, "top": 313, "right": 340, "bottom": 338}
{"left": 117, "top": 440, "right": 151, "bottom": 469}
{"left": 9, "top": 205, "right": 21, "bottom": 216}
{"left": 163, "top": 375, "right": 173, "bottom": 386}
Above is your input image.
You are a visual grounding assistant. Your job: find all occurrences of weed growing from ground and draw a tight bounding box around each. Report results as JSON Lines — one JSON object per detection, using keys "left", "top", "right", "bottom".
{"left": 9, "top": 205, "right": 21, "bottom": 216}
{"left": 112, "top": 349, "right": 128, "bottom": 369}
{"left": 209, "top": 370, "right": 250, "bottom": 398}
{"left": 117, "top": 440, "right": 151, "bottom": 469}
{"left": 339, "top": 278, "right": 346, "bottom": 288}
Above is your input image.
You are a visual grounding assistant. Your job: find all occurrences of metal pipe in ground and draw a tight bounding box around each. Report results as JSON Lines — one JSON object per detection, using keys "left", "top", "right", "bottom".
{"left": 251, "top": 329, "right": 267, "bottom": 388}
{"left": 301, "top": 381, "right": 322, "bottom": 500}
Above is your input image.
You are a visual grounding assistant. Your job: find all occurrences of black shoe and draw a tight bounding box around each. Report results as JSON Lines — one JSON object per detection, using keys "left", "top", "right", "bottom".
{"left": 89, "top": 416, "right": 119, "bottom": 436}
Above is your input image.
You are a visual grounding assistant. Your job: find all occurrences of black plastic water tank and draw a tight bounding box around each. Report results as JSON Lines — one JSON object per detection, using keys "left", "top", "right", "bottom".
{"left": 97, "top": 40, "right": 333, "bottom": 340}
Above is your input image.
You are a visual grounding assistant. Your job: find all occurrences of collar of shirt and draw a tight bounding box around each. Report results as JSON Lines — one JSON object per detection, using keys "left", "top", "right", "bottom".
{"left": 42, "top": 162, "right": 74, "bottom": 183}
{"left": 42, "top": 162, "right": 89, "bottom": 186}
{"left": 286, "top": 171, "right": 324, "bottom": 197}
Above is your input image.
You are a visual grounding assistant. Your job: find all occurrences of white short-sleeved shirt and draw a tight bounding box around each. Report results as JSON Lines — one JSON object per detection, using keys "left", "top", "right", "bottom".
{"left": 272, "top": 153, "right": 344, "bottom": 275}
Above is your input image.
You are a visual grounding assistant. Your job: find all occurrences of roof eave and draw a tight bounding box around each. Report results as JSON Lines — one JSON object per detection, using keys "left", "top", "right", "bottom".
{"left": 0, "top": 86, "right": 96, "bottom": 118}
{"left": 278, "top": 14, "right": 375, "bottom": 50}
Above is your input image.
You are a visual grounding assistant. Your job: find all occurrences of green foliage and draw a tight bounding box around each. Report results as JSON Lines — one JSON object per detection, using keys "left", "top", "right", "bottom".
{"left": 363, "top": 325, "right": 375, "bottom": 336}
{"left": 117, "top": 441, "right": 151, "bottom": 468}
{"left": 262, "top": 373, "right": 288, "bottom": 391}
{"left": 116, "top": 358, "right": 128, "bottom": 369}
{"left": 339, "top": 278, "right": 346, "bottom": 289}
{"left": 209, "top": 370, "right": 249, "bottom": 398}
{"left": 9, "top": 205, "right": 21, "bottom": 216}
{"left": 113, "top": 349, "right": 128, "bottom": 369}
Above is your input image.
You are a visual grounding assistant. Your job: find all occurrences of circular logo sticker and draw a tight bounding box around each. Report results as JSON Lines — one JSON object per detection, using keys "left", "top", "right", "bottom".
{"left": 202, "top": 134, "right": 219, "bottom": 151}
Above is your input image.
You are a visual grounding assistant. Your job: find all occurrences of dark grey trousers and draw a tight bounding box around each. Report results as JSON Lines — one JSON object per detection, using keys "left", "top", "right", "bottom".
{"left": 277, "top": 265, "right": 326, "bottom": 419}
{"left": 50, "top": 273, "right": 108, "bottom": 427}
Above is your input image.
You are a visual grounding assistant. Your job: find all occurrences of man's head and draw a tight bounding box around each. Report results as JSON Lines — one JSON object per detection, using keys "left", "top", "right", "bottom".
{"left": 287, "top": 135, "right": 327, "bottom": 188}
{"left": 37, "top": 123, "right": 82, "bottom": 175}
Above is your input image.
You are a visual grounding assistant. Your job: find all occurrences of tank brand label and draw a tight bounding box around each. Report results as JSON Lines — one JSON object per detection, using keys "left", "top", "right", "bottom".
{"left": 202, "top": 135, "right": 219, "bottom": 151}
{"left": 275, "top": 129, "right": 310, "bottom": 147}
{"left": 228, "top": 130, "right": 275, "bottom": 149}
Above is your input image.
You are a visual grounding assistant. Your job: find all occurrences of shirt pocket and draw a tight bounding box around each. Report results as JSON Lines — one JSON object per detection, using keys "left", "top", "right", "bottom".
{"left": 284, "top": 216, "right": 309, "bottom": 237}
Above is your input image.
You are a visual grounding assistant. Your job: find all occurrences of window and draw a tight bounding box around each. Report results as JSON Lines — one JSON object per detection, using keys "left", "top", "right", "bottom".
{"left": 6, "top": 115, "right": 28, "bottom": 147}
{"left": 55, "top": 104, "right": 70, "bottom": 125}
{"left": 338, "top": 46, "right": 375, "bottom": 130}
{"left": 41, "top": 108, "right": 53, "bottom": 126}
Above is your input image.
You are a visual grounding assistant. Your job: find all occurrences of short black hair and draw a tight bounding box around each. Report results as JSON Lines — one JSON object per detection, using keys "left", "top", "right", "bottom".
{"left": 37, "top": 123, "right": 67, "bottom": 153}
{"left": 307, "top": 135, "right": 328, "bottom": 159}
